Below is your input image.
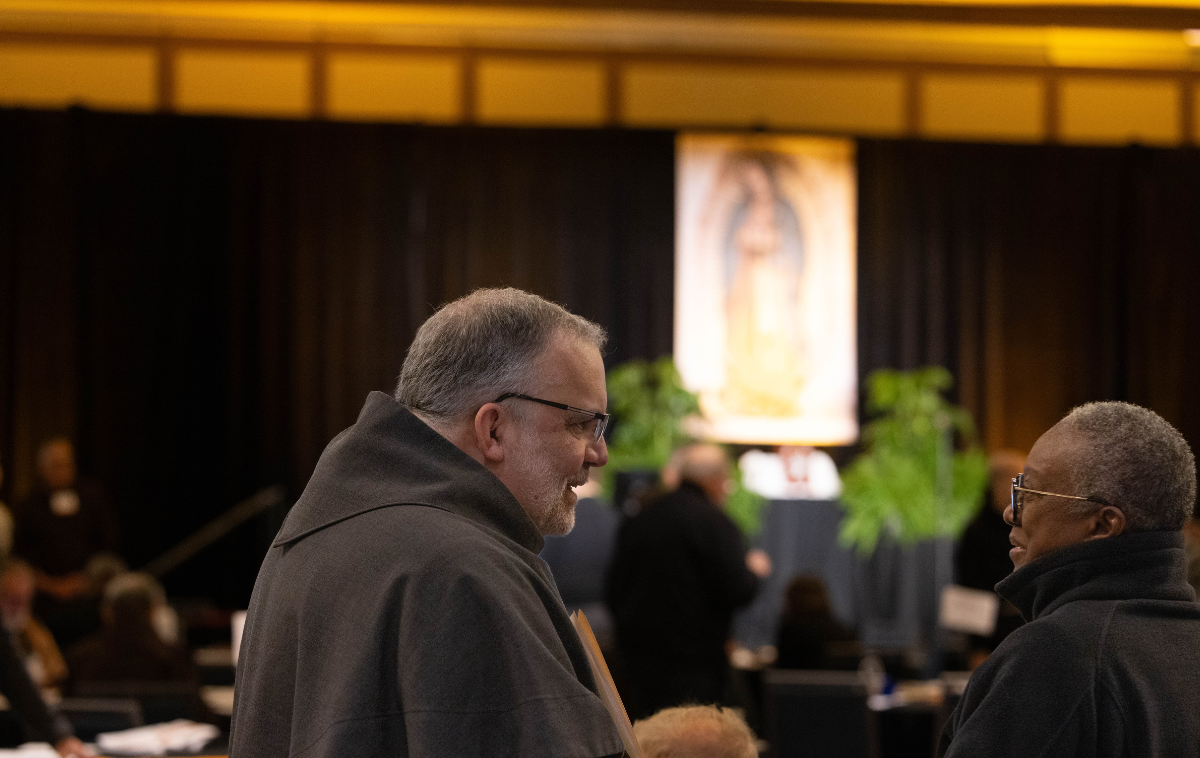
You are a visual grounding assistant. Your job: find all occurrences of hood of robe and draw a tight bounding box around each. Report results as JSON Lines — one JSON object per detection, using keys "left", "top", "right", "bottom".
{"left": 273, "top": 390, "right": 543, "bottom": 555}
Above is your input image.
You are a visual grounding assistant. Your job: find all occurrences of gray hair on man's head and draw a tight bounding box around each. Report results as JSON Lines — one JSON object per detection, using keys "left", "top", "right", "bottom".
{"left": 395, "top": 288, "right": 606, "bottom": 423}
{"left": 633, "top": 705, "right": 758, "bottom": 758}
{"left": 1059, "top": 401, "right": 1196, "bottom": 531}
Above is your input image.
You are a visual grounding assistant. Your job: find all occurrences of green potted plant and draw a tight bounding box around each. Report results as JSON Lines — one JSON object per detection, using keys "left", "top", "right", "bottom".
{"left": 603, "top": 357, "right": 698, "bottom": 511}
{"left": 838, "top": 367, "right": 989, "bottom": 554}
{"left": 603, "top": 357, "right": 767, "bottom": 536}
{"left": 605, "top": 357, "right": 700, "bottom": 476}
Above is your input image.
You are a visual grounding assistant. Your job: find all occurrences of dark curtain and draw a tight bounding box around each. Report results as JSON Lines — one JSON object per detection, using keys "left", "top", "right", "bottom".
{"left": 858, "top": 139, "right": 1200, "bottom": 460}
{"left": 0, "top": 109, "right": 675, "bottom": 604}
{"left": 4, "top": 110, "right": 1200, "bottom": 606}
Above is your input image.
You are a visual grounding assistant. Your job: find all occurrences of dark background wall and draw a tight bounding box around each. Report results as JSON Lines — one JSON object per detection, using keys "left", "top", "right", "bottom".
{"left": 858, "top": 140, "right": 1200, "bottom": 457}
{"left": 0, "top": 109, "right": 675, "bottom": 604}
{"left": 2, "top": 108, "right": 1198, "bottom": 606}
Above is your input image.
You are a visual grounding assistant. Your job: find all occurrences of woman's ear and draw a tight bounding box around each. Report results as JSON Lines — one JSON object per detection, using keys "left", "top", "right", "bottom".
{"left": 1090, "top": 505, "right": 1127, "bottom": 539}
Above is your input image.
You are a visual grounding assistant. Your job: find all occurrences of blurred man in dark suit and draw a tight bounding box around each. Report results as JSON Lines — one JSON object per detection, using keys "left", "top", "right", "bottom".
{"left": 608, "top": 444, "right": 771, "bottom": 719}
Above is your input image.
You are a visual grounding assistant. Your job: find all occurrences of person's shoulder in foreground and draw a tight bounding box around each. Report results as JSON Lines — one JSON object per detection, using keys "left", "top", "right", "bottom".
{"left": 939, "top": 401, "right": 1200, "bottom": 758}
{"left": 230, "top": 288, "right": 624, "bottom": 758}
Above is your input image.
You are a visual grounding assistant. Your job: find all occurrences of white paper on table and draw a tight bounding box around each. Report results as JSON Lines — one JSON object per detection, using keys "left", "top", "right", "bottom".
{"left": 97, "top": 719, "right": 220, "bottom": 756}
{"left": 0, "top": 743, "right": 60, "bottom": 758}
{"left": 939, "top": 584, "right": 1000, "bottom": 636}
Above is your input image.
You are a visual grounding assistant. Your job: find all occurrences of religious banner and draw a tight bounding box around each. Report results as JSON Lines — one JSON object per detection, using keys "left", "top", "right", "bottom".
{"left": 675, "top": 134, "right": 857, "bottom": 445}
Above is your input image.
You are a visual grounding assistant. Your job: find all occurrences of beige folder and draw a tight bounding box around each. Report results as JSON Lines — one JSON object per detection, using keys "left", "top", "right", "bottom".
{"left": 571, "top": 610, "right": 643, "bottom": 758}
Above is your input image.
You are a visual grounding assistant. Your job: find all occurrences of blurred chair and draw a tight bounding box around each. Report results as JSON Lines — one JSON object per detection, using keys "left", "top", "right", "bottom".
{"left": 58, "top": 697, "right": 142, "bottom": 741}
{"left": 763, "top": 669, "right": 878, "bottom": 758}
{"left": 72, "top": 681, "right": 200, "bottom": 724}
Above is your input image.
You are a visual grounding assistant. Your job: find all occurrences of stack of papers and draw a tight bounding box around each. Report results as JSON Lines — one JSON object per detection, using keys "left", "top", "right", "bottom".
{"left": 97, "top": 719, "right": 220, "bottom": 755}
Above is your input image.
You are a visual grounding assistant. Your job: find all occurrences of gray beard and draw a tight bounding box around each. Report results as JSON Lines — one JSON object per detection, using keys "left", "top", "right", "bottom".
{"left": 527, "top": 469, "right": 582, "bottom": 536}
{"left": 515, "top": 447, "right": 586, "bottom": 536}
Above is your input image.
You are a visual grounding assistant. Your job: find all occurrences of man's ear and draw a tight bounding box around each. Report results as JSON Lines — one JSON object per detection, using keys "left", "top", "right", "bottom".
{"left": 1090, "top": 505, "right": 1126, "bottom": 539}
{"left": 473, "top": 404, "right": 506, "bottom": 464}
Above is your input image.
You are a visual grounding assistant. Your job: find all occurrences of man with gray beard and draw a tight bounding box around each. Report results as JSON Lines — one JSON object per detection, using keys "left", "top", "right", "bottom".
{"left": 231, "top": 288, "right": 624, "bottom": 758}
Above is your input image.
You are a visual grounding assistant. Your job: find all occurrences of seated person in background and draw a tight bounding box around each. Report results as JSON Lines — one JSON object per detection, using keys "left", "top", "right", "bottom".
{"left": 0, "top": 624, "right": 89, "bottom": 757}
{"left": 66, "top": 572, "right": 191, "bottom": 685}
{"left": 608, "top": 444, "right": 771, "bottom": 720}
{"left": 633, "top": 705, "right": 757, "bottom": 758}
{"left": 44, "top": 553, "right": 126, "bottom": 652}
{"left": 0, "top": 559, "right": 67, "bottom": 690}
{"left": 15, "top": 440, "right": 119, "bottom": 604}
{"left": 954, "top": 449, "right": 1027, "bottom": 668}
{"left": 939, "top": 402, "right": 1200, "bottom": 758}
{"left": 775, "top": 575, "right": 856, "bottom": 670}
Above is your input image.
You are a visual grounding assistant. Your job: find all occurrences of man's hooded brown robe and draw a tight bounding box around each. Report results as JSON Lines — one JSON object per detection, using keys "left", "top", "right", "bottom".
{"left": 230, "top": 392, "right": 624, "bottom": 758}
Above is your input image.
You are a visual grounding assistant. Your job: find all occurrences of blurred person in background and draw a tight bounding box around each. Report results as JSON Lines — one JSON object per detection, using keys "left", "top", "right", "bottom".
{"left": 659, "top": 447, "right": 685, "bottom": 493}
{"left": 0, "top": 559, "right": 66, "bottom": 691}
{"left": 633, "top": 705, "right": 758, "bottom": 758}
{"left": 1182, "top": 512, "right": 1200, "bottom": 599}
{"left": 608, "top": 444, "right": 771, "bottom": 719}
{"left": 15, "top": 440, "right": 119, "bottom": 605}
{"left": 953, "top": 450, "right": 1027, "bottom": 668}
{"left": 66, "top": 572, "right": 190, "bottom": 685}
{"left": 0, "top": 627, "right": 87, "bottom": 756}
{"left": 44, "top": 553, "right": 127, "bottom": 652}
{"left": 775, "top": 575, "right": 856, "bottom": 670}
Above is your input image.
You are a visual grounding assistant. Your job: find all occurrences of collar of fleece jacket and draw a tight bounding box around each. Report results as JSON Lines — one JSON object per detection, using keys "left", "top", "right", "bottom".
{"left": 996, "top": 529, "right": 1193, "bottom": 622}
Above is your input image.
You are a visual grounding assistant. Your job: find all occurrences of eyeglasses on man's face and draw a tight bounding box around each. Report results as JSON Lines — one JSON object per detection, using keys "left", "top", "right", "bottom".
{"left": 493, "top": 393, "right": 610, "bottom": 442}
{"left": 1009, "top": 472, "right": 1114, "bottom": 527}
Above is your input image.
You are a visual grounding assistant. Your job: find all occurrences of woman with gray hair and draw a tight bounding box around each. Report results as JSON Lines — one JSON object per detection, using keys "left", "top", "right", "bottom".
{"left": 940, "top": 401, "right": 1200, "bottom": 758}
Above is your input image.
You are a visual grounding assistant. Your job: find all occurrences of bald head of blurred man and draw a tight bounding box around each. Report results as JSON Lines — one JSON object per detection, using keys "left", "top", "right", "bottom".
{"left": 675, "top": 444, "right": 733, "bottom": 508}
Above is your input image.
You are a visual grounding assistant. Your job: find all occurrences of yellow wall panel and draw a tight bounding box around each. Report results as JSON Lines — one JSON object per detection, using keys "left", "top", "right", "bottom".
{"left": 0, "top": 44, "right": 155, "bottom": 110}
{"left": 176, "top": 49, "right": 309, "bottom": 117}
{"left": 1059, "top": 77, "right": 1179, "bottom": 145}
{"left": 476, "top": 58, "right": 605, "bottom": 126}
{"left": 922, "top": 74, "right": 1043, "bottom": 141}
{"left": 328, "top": 53, "right": 460, "bottom": 123}
{"left": 622, "top": 64, "right": 905, "bottom": 134}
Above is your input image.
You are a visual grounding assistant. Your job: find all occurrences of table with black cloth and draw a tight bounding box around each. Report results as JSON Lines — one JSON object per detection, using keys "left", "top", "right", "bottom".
{"left": 733, "top": 499, "right": 953, "bottom": 658}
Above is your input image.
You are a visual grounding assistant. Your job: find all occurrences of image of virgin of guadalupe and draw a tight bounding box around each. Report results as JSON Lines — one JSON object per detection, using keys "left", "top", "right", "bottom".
{"left": 721, "top": 153, "right": 807, "bottom": 417}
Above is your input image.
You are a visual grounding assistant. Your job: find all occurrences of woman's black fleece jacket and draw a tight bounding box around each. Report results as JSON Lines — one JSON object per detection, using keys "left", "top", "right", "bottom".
{"left": 939, "top": 530, "right": 1200, "bottom": 758}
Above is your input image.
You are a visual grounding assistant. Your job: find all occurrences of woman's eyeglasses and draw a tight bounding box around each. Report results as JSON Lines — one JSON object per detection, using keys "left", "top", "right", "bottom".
{"left": 1009, "top": 472, "right": 1113, "bottom": 526}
